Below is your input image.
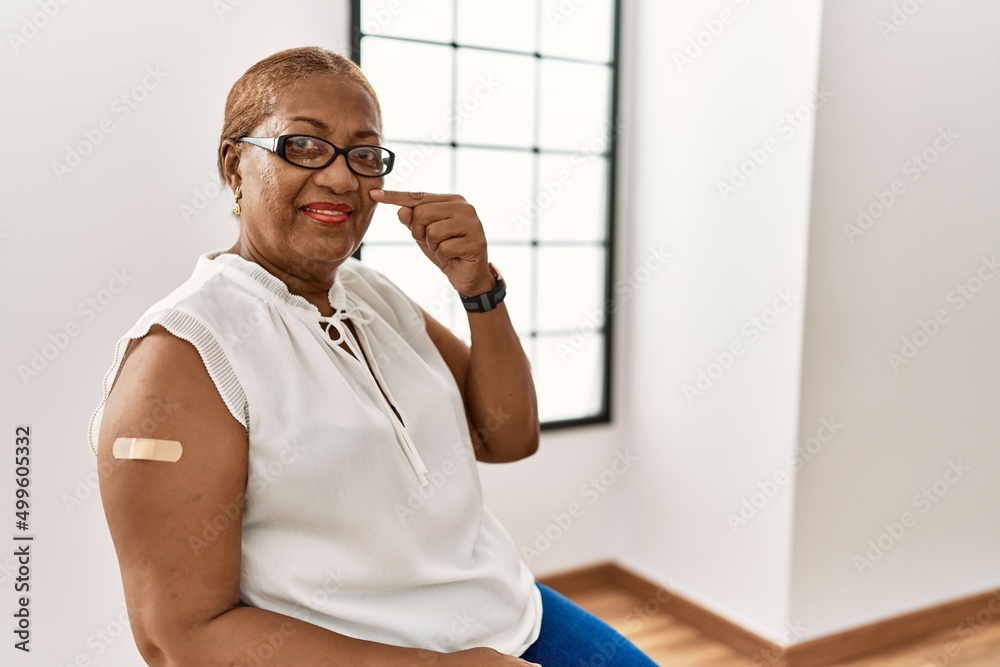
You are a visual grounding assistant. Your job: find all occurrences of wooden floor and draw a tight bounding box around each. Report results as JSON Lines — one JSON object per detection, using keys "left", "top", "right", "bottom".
{"left": 561, "top": 582, "right": 1000, "bottom": 666}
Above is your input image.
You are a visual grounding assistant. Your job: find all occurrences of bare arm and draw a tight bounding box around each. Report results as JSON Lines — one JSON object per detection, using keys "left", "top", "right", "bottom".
{"left": 421, "top": 304, "right": 540, "bottom": 464}
{"left": 98, "top": 325, "right": 486, "bottom": 666}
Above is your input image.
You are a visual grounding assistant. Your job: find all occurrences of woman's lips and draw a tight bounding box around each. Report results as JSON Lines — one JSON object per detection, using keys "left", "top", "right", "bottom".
{"left": 302, "top": 202, "right": 352, "bottom": 225}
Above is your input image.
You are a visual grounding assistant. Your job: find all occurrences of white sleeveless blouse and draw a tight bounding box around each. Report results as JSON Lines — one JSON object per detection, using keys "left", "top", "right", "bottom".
{"left": 87, "top": 248, "right": 542, "bottom": 655}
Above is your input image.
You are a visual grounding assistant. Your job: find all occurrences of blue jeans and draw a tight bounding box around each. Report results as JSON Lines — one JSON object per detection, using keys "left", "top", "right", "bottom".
{"left": 518, "top": 582, "right": 659, "bottom": 666}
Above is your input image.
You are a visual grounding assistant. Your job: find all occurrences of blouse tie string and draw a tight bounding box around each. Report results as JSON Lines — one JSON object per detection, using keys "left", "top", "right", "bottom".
{"left": 315, "top": 303, "right": 376, "bottom": 345}
{"left": 312, "top": 302, "right": 431, "bottom": 488}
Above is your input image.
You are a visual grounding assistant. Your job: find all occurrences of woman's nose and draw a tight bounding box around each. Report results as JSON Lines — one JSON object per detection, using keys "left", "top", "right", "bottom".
{"left": 313, "top": 153, "right": 359, "bottom": 191}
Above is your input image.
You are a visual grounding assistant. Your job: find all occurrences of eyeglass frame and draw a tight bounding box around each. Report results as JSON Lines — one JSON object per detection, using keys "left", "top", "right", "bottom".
{"left": 236, "top": 134, "right": 395, "bottom": 177}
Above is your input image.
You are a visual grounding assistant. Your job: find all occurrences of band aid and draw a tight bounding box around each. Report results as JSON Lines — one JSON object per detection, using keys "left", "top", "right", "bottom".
{"left": 113, "top": 437, "right": 183, "bottom": 462}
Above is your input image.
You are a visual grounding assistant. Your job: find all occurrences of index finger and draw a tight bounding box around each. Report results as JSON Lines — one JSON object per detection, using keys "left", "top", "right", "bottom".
{"left": 369, "top": 189, "right": 458, "bottom": 206}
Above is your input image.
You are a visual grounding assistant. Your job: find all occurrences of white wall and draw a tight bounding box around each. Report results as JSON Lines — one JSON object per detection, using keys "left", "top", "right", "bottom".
{"left": 789, "top": 0, "right": 1000, "bottom": 637}
{"left": 1, "top": 1, "right": 625, "bottom": 663}
{"left": 617, "top": 0, "right": 824, "bottom": 641}
{"left": 619, "top": 0, "right": 1000, "bottom": 647}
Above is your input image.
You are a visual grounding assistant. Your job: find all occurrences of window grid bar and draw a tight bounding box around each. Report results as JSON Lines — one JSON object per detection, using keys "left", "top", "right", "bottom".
{"left": 480, "top": 329, "right": 609, "bottom": 351}
{"left": 361, "top": 239, "right": 608, "bottom": 248}
{"left": 464, "top": 325, "right": 610, "bottom": 340}
{"left": 530, "top": 0, "right": 543, "bottom": 361}
{"left": 529, "top": 327, "right": 606, "bottom": 338}
{"left": 503, "top": 328, "right": 611, "bottom": 343}
{"left": 448, "top": 0, "right": 459, "bottom": 332}
{"left": 388, "top": 138, "right": 611, "bottom": 158}
{"left": 358, "top": 32, "right": 613, "bottom": 67}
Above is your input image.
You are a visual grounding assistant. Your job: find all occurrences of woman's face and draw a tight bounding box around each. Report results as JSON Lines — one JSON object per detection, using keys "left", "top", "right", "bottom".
{"left": 231, "top": 74, "right": 384, "bottom": 275}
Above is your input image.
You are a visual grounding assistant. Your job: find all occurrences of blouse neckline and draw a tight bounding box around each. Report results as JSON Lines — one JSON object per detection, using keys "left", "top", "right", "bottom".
{"left": 204, "top": 248, "right": 351, "bottom": 315}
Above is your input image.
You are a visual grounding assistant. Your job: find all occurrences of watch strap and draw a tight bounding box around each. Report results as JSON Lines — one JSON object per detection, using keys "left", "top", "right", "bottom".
{"left": 460, "top": 263, "right": 506, "bottom": 313}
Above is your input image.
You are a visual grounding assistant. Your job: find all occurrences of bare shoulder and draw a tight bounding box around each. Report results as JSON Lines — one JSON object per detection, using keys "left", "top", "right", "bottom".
{"left": 98, "top": 323, "right": 247, "bottom": 464}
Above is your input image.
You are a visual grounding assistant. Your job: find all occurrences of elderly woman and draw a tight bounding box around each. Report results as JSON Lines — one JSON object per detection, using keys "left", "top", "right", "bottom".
{"left": 89, "top": 47, "right": 658, "bottom": 666}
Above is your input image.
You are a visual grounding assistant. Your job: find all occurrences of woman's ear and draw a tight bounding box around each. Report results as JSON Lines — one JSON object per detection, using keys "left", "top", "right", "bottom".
{"left": 220, "top": 139, "right": 242, "bottom": 192}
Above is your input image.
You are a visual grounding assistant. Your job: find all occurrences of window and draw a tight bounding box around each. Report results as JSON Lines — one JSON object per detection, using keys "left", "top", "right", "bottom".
{"left": 352, "top": 0, "right": 620, "bottom": 429}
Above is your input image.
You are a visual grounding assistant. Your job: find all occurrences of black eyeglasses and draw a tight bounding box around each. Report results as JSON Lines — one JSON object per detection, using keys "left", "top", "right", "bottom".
{"left": 237, "top": 134, "right": 395, "bottom": 177}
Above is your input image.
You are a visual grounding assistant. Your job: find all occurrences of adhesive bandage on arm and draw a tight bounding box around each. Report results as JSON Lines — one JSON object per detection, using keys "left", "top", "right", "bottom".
{"left": 112, "top": 437, "right": 183, "bottom": 462}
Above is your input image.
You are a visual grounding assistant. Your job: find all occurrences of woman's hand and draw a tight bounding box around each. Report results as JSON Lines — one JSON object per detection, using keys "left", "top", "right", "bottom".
{"left": 369, "top": 190, "right": 496, "bottom": 298}
{"left": 439, "top": 646, "right": 542, "bottom": 666}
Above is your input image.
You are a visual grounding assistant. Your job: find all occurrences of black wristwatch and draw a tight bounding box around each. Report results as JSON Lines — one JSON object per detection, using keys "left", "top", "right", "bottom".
{"left": 460, "top": 263, "right": 506, "bottom": 313}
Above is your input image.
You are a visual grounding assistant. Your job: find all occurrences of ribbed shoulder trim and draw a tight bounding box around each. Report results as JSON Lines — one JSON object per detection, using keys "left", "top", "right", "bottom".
{"left": 86, "top": 306, "right": 249, "bottom": 457}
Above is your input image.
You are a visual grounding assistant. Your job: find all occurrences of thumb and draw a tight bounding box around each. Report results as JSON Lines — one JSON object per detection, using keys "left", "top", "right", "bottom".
{"left": 397, "top": 206, "right": 413, "bottom": 226}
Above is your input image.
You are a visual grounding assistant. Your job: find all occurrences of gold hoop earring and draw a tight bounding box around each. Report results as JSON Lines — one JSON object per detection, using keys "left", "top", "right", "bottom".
{"left": 233, "top": 186, "right": 242, "bottom": 216}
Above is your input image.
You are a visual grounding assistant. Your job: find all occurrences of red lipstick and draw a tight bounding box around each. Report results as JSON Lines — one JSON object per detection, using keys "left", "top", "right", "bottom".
{"left": 302, "top": 202, "right": 352, "bottom": 225}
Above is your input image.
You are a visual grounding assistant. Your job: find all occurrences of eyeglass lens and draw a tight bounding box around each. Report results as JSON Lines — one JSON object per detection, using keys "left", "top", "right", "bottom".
{"left": 284, "top": 135, "right": 390, "bottom": 176}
